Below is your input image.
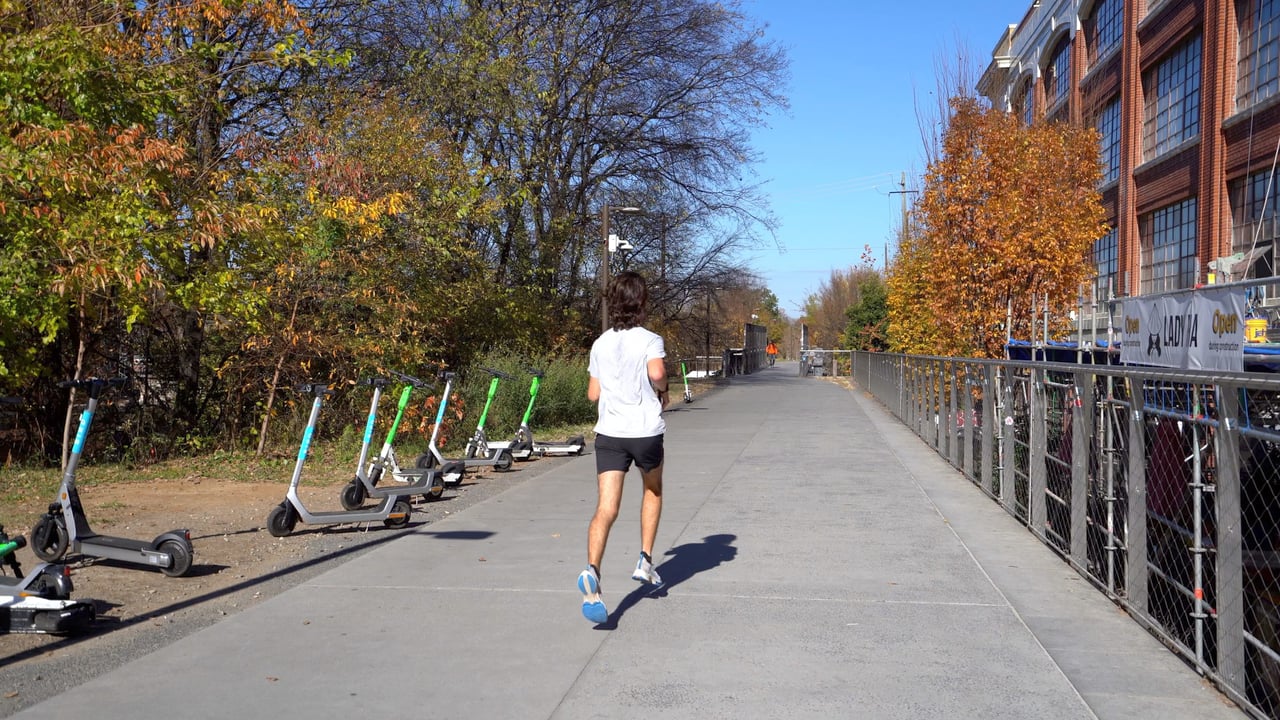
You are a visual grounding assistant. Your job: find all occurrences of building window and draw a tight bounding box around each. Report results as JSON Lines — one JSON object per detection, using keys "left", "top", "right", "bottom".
{"left": 1141, "top": 198, "right": 1198, "bottom": 293}
{"left": 1086, "top": 0, "right": 1123, "bottom": 67}
{"left": 1228, "top": 168, "right": 1280, "bottom": 278}
{"left": 1046, "top": 37, "right": 1072, "bottom": 107}
{"left": 1096, "top": 97, "right": 1121, "bottom": 184}
{"left": 1015, "top": 76, "right": 1035, "bottom": 124}
{"left": 1142, "top": 35, "right": 1201, "bottom": 160}
{"left": 1093, "top": 227, "right": 1119, "bottom": 300}
{"left": 1237, "top": 0, "right": 1280, "bottom": 110}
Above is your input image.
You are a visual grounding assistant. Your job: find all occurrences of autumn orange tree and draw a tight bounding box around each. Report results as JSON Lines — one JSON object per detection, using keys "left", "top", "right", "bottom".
{"left": 889, "top": 97, "right": 1105, "bottom": 358}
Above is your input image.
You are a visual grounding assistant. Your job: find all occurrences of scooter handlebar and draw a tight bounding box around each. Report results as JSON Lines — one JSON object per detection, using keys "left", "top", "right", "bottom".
{"left": 522, "top": 365, "right": 545, "bottom": 378}
{"left": 294, "top": 383, "right": 332, "bottom": 396}
{"left": 58, "top": 376, "right": 130, "bottom": 392}
{"left": 0, "top": 534, "right": 26, "bottom": 558}
{"left": 387, "top": 369, "right": 432, "bottom": 388}
{"left": 481, "top": 367, "right": 513, "bottom": 380}
{"left": 358, "top": 377, "right": 392, "bottom": 388}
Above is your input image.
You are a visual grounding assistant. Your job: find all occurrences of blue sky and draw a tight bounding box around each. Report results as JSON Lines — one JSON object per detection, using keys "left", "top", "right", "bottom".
{"left": 742, "top": 0, "right": 1033, "bottom": 315}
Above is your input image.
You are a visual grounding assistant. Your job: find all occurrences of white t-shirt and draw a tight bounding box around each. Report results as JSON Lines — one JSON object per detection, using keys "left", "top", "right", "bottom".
{"left": 588, "top": 326, "right": 666, "bottom": 438}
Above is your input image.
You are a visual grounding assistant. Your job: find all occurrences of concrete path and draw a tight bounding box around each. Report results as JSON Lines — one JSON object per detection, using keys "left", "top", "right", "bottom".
{"left": 9, "top": 362, "right": 1244, "bottom": 719}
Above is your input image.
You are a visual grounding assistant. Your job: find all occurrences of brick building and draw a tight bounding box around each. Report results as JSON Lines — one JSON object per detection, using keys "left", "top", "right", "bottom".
{"left": 977, "top": 0, "right": 1280, "bottom": 308}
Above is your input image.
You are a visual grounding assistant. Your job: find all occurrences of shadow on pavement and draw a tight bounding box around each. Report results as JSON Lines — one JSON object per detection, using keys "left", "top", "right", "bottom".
{"left": 595, "top": 533, "right": 737, "bottom": 630}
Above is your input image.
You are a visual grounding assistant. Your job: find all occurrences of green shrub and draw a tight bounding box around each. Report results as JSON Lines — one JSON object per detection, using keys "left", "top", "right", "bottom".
{"left": 455, "top": 351, "right": 592, "bottom": 441}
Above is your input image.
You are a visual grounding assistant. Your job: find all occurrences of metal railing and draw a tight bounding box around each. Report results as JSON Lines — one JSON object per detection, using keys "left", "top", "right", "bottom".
{"left": 850, "top": 350, "right": 1280, "bottom": 719}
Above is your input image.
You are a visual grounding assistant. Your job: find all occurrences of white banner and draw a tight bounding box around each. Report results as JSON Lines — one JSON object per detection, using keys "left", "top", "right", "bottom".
{"left": 1119, "top": 287, "right": 1246, "bottom": 372}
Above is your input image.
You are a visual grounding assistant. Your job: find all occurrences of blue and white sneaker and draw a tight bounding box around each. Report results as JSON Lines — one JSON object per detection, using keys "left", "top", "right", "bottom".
{"left": 578, "top": 566, "right": 608, "bottom": 623}
{"left": 631, "top": 553, "right": 664, "bottom": 587}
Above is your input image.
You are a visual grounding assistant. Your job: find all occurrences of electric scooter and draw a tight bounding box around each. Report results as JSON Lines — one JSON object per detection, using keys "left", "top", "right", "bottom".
{"left": 0, "top": 526, "right": 96, "bottom": 634}
{"left": 489, "top": 366, "right": 584, "bottom": 458}
{"left": 29, "top": 377, "right": 194, "bottom": 577}
{"left": 337, "top": 373, "right": 452, "bottom": 510}
{"left": 681, "top": 361, "right": 694, "bottom": 403}
{"left": 266, "top": 383, "right": 413, "bottom": 537}
{"left": 462, "top": 367, "right": 517, "bottom": 466}
{"left": 416, "top": 371, "right": 513, "bottom": 485}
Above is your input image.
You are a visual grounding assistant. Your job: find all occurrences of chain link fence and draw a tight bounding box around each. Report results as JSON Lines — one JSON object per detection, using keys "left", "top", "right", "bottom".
{"left": 851, "top": 351, "right": 1280, "bottom": 719}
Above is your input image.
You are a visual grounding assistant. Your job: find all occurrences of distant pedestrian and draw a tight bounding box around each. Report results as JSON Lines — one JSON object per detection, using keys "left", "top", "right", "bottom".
{"left": 578, "top": 271, "right": 669, "bottom": 623}
{"left": 766, "top": 340, "right": 778, "bottom": 366}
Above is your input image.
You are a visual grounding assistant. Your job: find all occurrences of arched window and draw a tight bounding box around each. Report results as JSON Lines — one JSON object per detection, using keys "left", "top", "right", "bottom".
{"left": 1045, "top": 36, "right": 1072, "bottom": 108}
{"left": 1013, "top": 76, "right": 1035, "bottom": 124}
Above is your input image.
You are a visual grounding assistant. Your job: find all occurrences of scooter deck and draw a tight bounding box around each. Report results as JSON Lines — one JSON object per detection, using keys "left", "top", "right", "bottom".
{"left": 0, "top": 596, "right": 95, "bottom": 634}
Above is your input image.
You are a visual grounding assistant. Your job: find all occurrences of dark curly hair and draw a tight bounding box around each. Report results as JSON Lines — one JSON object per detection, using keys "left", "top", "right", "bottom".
{"left": 607, "top": 271, "right": 648, "bottom": 331}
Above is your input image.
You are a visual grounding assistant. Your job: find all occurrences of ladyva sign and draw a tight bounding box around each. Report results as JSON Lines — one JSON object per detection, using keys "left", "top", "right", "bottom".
{"left": 1119, "top": 286, "right": 1246, "bottom": 372}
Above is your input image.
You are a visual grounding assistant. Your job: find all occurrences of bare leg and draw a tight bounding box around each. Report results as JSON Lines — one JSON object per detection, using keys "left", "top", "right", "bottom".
{"left": 588, "top": 470, "right": 626, "bottom": 570}
{"left": 639, "top": 462, "right": 663, "bottom": 556}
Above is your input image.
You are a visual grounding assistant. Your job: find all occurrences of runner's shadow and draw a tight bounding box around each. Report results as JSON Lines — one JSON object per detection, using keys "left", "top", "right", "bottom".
{"left": 595, "top": 533, "right": 737, "bottom": 630}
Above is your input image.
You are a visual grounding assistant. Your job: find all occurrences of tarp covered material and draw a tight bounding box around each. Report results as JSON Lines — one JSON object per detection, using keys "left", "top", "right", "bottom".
{"left": 1005, "top": 338, "right": 1280, "bottom": 373}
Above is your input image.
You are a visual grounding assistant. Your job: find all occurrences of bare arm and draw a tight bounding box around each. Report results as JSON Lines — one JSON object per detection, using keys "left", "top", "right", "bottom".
{"left": 587, "top": 376, "right": 600, "bottom": 403}
{"left": 648, "top": 357, "right": 669, "bottom": 409}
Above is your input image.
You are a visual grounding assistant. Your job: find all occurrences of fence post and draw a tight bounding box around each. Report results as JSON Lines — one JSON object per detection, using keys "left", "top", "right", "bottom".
{"left": 1030, "top": 367, "right": 1048, "bottom": 536}
{"left": 1215, "top": 382, "right": 1245, "bottom": 691}
{"left": 949, "top": 362, "right": 961, "bottom": 468}
{"left": 962, "top": 364, "right": 975, "bottom": 479}
{"left": 982, "top": 364, "right": 996, "bottom": 496}
{"left": 1125, "top": 377, "right": 1149, "bottom": 613}
{"left": 1001, "top": 373, "right": 1016, "bottom": 510}
{"left": 1071, "top": 370, "right": 1093, "bottom": 569}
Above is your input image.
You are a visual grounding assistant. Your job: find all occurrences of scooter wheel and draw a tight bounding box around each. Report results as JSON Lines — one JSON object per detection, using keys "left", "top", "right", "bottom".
{"left": 266, "top": 502, "right": 298, "bottom": 538}
{"left": 424, "top": 475, "right": 445, "bottom": 501}
{"left": 385, "top": 498, "right": 412, "bottom": 529}
{"left": 30, "top": 515, "right": 69, "bottom": 562}
{"left": 159, "top": 539, "right": 193, "bottom": 578}
{"left": 495, "top": 450, "right": 513, "bottom": 472}
{"left": 340, "top": 480, "right": 366, "bottom": 511}
{"left": 414, "top": 453, "right": 438, "bottom": 470}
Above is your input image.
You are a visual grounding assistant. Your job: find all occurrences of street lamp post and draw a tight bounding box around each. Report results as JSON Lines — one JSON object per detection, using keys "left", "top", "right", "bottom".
{"left": 704, "top": 286, "right": 722, "bottom": 377}
{"left": 600, "top": 205, "right": 641, "bottom": 333}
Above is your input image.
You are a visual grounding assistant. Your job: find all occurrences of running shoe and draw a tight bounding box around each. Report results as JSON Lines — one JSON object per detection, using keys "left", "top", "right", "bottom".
{"left": 578, "top": 566, "right": 608, "bottom": 623}
{"left": 631, "top": 553, "right": 664, "bottom": 587}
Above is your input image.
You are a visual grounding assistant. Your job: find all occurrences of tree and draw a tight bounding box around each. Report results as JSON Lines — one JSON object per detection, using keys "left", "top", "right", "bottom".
{"left": 890, "top": 97, "right": 1105, "bottom": 358}
{"left": 801, "top": 246, "right": 884, "bottom": 349}
{"left": 843, "top": 275, "right": 888, "bottom": 351}
{"left": 347, "top": 0, "right": 788, "bottom": 348}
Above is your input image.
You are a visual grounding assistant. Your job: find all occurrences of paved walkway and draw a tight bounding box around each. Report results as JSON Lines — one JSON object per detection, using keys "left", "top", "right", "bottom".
{"left": 10, "top": 362, "right": 1244, "bottom": 719}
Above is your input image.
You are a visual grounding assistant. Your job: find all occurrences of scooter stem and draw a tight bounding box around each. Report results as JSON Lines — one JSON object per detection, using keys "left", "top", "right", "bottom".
{"left": 477, "top": 377, "right": 500, "bottom": 430}
{"left": 522, "top": 376, "right": 540, "bottom": 426}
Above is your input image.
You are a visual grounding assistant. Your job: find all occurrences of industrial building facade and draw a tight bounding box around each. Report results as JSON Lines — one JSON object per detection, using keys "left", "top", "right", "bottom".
{"left": 977, "top": 0, "right": 1280, "bottom": 307}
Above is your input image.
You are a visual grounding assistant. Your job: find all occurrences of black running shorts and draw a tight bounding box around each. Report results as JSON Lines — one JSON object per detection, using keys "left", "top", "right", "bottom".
{"left": 594, "top": 433, "right": 664, "bottom": 474}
